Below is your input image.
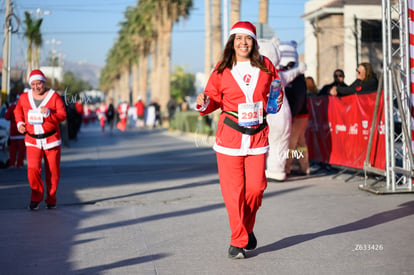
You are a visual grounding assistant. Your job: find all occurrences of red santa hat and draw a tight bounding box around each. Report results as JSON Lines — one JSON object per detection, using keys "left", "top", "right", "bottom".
{"left": 229, "top": 21, "right": 257, "bottom": 40}
{"left": 29, "top": 69, "right": 47, "bottom": 85}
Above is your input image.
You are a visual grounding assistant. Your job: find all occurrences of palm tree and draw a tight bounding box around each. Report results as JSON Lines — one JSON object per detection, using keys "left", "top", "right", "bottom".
{"left": 144, "top": 0, "right": 192, "bottom": 113}
{"left": 33, "top": 28, "right": 43, "bottom": 69}
{"left": 230, "top": 0, "right": 240, "bottom": 26}
{"left": 204, "top": 0, "right": 212, "bottom": 77}
{"left": 212, "top": 0, "right": 222, "bottom": 65}
{"left": 258, "top": 0, "right": 268, "bottom": 24}
{"left": 23, "top": 11, "right": 43, "bottom": 80}
{"left": 122, "top": 4, "right": 155, "bottom": 104}
{"left": 100, "top": 0, "right": 192, "bottom": 113}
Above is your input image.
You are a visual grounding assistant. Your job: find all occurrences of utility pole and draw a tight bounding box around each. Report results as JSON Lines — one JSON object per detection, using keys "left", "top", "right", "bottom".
{"left": 1, "top": 0, "right": 12, "bottom": 105}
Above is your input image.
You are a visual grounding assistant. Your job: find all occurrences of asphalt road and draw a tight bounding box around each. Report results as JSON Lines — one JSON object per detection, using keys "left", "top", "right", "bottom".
{"left": 0, "top": 124, "right": 413, "bottom": 275}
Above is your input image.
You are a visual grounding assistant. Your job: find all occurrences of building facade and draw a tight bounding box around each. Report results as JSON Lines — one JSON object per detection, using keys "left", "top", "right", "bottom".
{"left": 303, "top": 0, "right": 382, "bottom": 88}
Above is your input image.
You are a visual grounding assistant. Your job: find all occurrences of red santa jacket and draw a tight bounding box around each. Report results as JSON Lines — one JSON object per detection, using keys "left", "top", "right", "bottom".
{"left": 4, "top": 103, "right": 24, "bottom": 140}
{"left": 96, "top": 104, "right": 108, "bottom": 121}
{"left": 198, "top": 56, "right": 281, "bottom": 156}
{"left": 117, "top": 102, "right": 129, "bottom": 119}
{"left": 14, "top": 89, "right": 67, "bottom": 149}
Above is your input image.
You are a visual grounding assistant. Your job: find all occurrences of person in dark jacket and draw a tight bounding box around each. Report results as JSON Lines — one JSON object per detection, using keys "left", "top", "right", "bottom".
{"left": 330, "top": 63, "right": 378, "bottom": 96}
{"left": 283, "top": 61, "right": 310, "bottom": 176}
{"left": 319, "top": 69, "right": 348, "bottom": 96}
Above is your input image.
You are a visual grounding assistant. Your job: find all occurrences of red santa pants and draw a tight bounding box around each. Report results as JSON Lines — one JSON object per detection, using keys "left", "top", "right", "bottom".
{"left": 9, "top": 139, "right": 25, "bottom": 167}
{"left": 26, "top": 146, "right": 61, "bottom": 205}
{"left": 117, "top": 118, "right": 127, "bottom": 131}
{"left": 216, "top": 152, "right": 267, "bottom": 248}
{"left": 99, "top": 118, "right": 106, "bottom": 132}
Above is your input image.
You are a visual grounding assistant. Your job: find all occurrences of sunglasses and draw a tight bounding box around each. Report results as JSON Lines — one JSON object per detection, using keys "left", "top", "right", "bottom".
{"left": 356, "top": 69, "right": 361, "bottom": 74}
{"left": 335, "top": 74, "right": 344, "bottom": 78}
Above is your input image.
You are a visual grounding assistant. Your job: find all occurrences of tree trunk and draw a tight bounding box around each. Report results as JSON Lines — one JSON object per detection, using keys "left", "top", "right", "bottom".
{"left": 212, "top": 0, "right": 222, "bottom": 65}
{"left": 159, "top": 23, "right": 173, "bottom": 115}
{"left": 258, "top": 0, "right": 268, "bottom": 24}
{"left": 138, "top": 53, "right": 149, "bottom": 105}
{"left": 230, "top": 0, "right": 240, "bottom": 26}
{"left": 34, "top": 45, "right": 40, "bottom": 69}
{"left": 26, "top": 44, "right": 33, "bottom": 82}
{"left": 150, "top": 40, "right": 160, "bottom": 104}
{"left": 132, "top": 62, "right": 139, "bottom": 103}
{"left": 204, "top": 0, "right": 212, "bottom": 77}
{"left": 120, "top": 67, "right": 130, "bottom": 104}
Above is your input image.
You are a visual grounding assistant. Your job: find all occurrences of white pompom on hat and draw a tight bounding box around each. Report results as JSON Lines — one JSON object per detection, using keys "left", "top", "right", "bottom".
{"left": 229, "top": 21, "right": 257, "bottom": 40}
{"left": 29, "top": 69, "right": 47, "bottom": 85}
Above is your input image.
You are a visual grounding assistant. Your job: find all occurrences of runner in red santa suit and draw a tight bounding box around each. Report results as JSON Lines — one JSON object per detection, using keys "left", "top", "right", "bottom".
{"left": 96, "top": 101, "right": 107, "bottom": 133}
{"left": 196, "top": 21, "right": 283, "bottom": 259}
{"left": 117, "top": 100, "right": 129, "bottom": 131}
{"left": 4, "top": 92, "right": 26, "bottom": 168}
{"left": 14, "top": 69, "right": 67, "bottom": 210}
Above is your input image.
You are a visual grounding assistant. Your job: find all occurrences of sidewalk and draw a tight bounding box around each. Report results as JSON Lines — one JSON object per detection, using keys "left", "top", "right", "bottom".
{"left": 0, "top": 124, "right": 413, "bottom": 274}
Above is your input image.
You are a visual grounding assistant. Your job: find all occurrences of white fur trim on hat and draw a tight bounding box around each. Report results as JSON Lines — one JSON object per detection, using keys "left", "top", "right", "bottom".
{"left": 29, "top": 75, "right": 46, "bottom": 84}
{"left": 229, "top": 27, "right": 256, "bottom": 40}
{"left": 29, "top": 70, "right": 47, "bottom": 85}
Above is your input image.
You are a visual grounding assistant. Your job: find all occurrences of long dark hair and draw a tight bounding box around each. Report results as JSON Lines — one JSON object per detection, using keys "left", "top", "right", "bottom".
{"left": 360, "top": 62, "right": 376, "bottom": 81}
{"left": 215, "top": 34, "right": 270, "bottom": 74}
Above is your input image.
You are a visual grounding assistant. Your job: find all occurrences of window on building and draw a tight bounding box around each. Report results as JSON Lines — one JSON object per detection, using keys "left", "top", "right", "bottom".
{"left": 361, "top": 20, "right": 381, "bottom": 43}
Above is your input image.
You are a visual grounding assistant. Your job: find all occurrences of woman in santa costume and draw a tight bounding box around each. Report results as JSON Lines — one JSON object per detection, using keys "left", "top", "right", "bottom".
{"left": 14, "top": 69, "right": 67, "bottom": 210}
{"left": 196, "top": 21, "right": 283, "bottom": 259}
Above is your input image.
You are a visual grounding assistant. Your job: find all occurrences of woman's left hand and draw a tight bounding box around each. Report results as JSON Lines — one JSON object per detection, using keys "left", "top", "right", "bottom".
{"left": 276, "top": 90, "right": 284, "bottom": 112}
{"left": 277, "top": 90, "right": 284, "bottom": 105}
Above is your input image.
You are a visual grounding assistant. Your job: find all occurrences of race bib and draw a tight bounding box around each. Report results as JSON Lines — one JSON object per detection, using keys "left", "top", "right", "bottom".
{"left": 28, "top": 109, "right": 43, "bottom": 125}
{"left": 238, "top": 101, "right": 263, "bottom": 127}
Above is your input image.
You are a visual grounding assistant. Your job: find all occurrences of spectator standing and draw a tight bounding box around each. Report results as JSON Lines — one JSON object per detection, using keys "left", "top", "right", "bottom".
{"left": 153, "top": 99, "right": 162, "bottom": 127}
{"left": 14, "top": 69, "right": 67, "bottom": 210}
{"left": 135, "top": 96, "right": 145, "bottom": 128}
{"left": 258, "top": 37, "right": 306, "bottom": 182}
{"left": 279, "top": 41, "right": 310, "bottom": 176}
{"left": 330, "top": 63, "right": 378, "bottom": 96}
{"left": 167, "top": 97, "right": 177, "bottom": 124}
{"left": 106, "top": 97, "right": 115, "bottom": 133}
{"left": 319, "top": 69, "right": 348, "bottom": 96}
{"left": 73, "top": 99, "right": 83, "bottom": 138}
{"left": 306, "top": 76, "right": 318, "bottom": 96}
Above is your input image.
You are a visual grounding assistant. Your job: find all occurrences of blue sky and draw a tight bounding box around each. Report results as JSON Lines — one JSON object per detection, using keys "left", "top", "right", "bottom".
{"left": 8, "top": 0, "right": 307, "bottom": 73}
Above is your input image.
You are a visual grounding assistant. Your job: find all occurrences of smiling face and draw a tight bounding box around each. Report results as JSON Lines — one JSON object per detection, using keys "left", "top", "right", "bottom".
{"left": 233, "top": 33, "right": 254, "bottom": 62}
{"left": 30, "top": 80, "right": 46, "bottom": 95}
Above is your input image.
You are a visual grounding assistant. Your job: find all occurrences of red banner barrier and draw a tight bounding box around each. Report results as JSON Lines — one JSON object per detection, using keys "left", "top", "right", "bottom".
{"left": 306, "top": 93, "right": 385, "bottom": 170}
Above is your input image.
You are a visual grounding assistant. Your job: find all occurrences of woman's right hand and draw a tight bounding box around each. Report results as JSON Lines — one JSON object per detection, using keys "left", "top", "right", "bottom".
{"left": 196, "top": 93, "right": 209, "bottom": 106}
{"left": 18, "top": 123, "right": 26, "bottom": 134}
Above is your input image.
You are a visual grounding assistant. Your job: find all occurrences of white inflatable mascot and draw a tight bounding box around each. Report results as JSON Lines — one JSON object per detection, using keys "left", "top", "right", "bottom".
{"left": 258, "top": 38, "right": 306, "bottom": 181}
